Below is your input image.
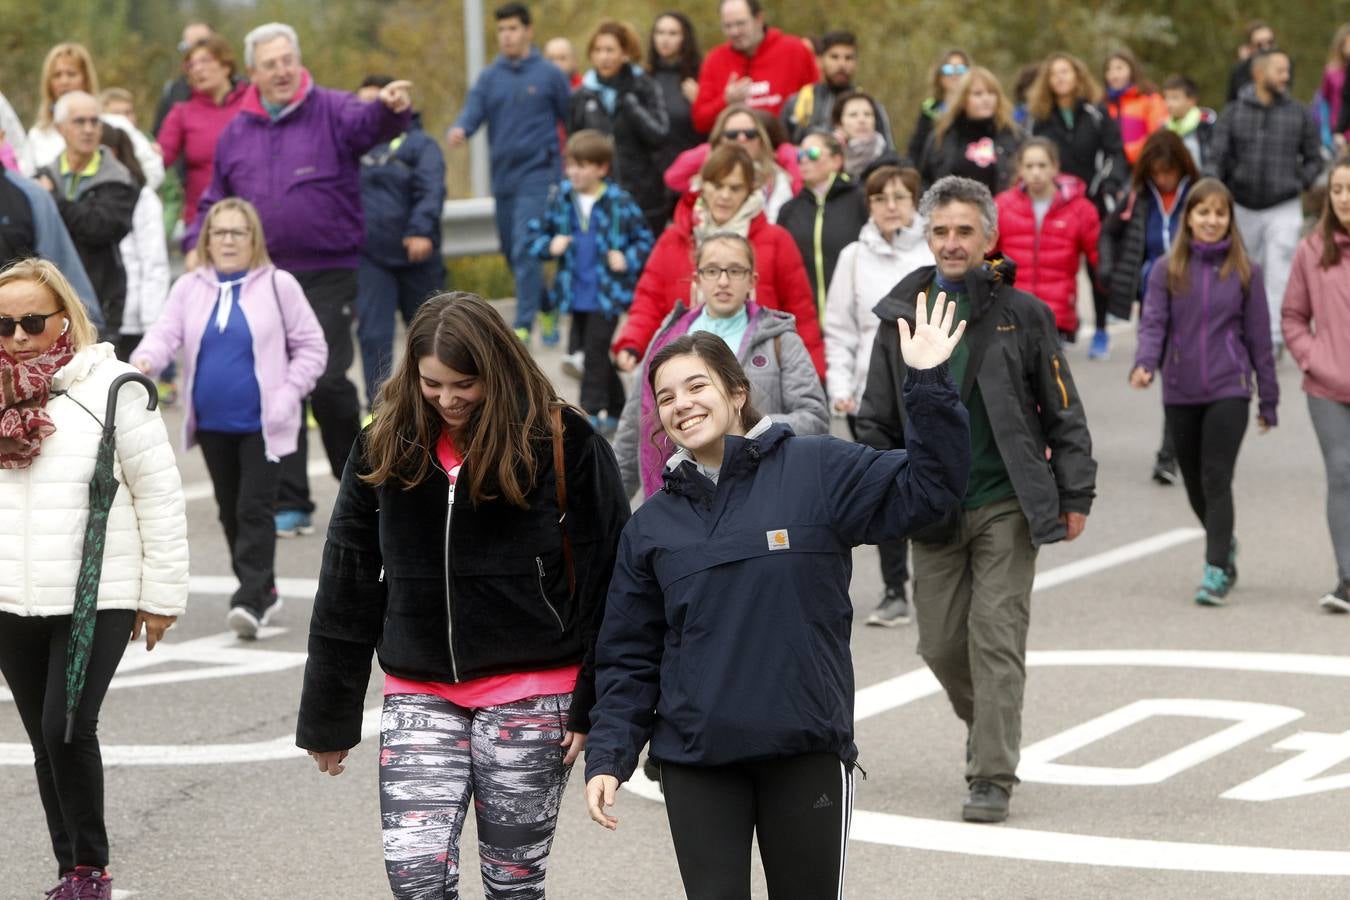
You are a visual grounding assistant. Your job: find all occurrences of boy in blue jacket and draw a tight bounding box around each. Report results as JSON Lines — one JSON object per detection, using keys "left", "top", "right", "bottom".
{"left": 528, "top": 130, "right": 653, "bottom": 434}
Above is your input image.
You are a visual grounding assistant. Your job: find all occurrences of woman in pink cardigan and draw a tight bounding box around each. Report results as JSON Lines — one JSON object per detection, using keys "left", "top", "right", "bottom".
{"left": 132, "top": 198, "right": 326, "bottom": 639}
{"left": 156, "top": 34, "right": 248, "bottom": 227}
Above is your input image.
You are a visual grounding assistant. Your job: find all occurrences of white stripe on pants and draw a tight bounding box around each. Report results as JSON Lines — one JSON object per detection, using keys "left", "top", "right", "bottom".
{"left": 1234, "top": 197, "right": 1302, "bottom": 345}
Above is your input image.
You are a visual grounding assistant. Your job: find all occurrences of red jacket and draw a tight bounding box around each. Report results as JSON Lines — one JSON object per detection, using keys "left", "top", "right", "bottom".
{"left": 994, "top": 175, "right": 1100, "bottom": 336}
{"left": 613, "top": 192, "right": 825, "bottom": 377}
{"left": 156, "top": 81, "right": 250, "bottom": 225}
{"left": 692, "top": 28, "right": 819, "bottom": 133}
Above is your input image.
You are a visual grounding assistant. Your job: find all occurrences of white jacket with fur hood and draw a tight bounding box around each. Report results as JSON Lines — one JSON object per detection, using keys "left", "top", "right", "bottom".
{"left": 0, "top": 343, "right": 188, "bottom": 617}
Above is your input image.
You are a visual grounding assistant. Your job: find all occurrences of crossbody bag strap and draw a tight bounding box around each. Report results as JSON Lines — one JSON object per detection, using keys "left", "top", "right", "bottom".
{"left": 550, "top": 406, "right": 576, "bottom": 596}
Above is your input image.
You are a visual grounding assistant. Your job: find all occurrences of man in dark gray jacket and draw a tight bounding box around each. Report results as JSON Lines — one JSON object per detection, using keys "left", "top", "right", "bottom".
{"left": 857, "top": 175, "right": 1097, "bottom": 825}
{"left": 1206, "top": 49, "right": 1322, "bottom": 351}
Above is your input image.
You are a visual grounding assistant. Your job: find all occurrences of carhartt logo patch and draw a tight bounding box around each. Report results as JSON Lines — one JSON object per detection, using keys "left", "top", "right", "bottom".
{"left": 767, "top": 529, "right": 790, "bottom": 550}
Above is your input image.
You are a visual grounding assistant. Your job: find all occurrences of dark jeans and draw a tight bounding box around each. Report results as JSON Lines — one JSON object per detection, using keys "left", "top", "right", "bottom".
{"left": 1165, "top": 398, "right": 1249, "bottom": 567}
{"left": 661, "top": 752, "right": 854, "bottom": 900}
{"left": 277, "top": 268, "right": 362, "bottom": 514}
{"left": 0, "top": 608, "right": 136, "bottom": 875}
{"left": 494, "top": 186, "right": 554, "bottom": 330}
{"left": 355, "top": 255, "right": 445, "bottom": 408}
{"left": 197, "top": 429, "right": 280, "bottom": 612}
{"left": 572, "top": 310, "right": 624, "bottom": 415}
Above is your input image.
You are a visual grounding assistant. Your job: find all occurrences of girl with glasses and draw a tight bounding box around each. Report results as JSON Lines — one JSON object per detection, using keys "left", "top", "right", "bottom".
{"left": 662, "top": 103, "right": 800, "bottom": 221}
{"left": 613, "top": 231, "right": 828, "bottom": 498}
{"left": 616, "top": 144, "right": 825, "bottom": 380}
{"left": 131, "top": 198, "right": 327, "bottom": 640}
{"left": 777, "top": 130, "right": 867, "bottom": 312}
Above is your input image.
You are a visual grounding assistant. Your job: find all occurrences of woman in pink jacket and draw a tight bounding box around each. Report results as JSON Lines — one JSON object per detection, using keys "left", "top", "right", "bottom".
{"left": 1283, "top": 157, "right": 1350, "bottom": 613}
{"left": 155, "top": 35, "right": 248, "bottom": 227}
{"left": 132, "top": 198, "right": 327, "bottom": 639}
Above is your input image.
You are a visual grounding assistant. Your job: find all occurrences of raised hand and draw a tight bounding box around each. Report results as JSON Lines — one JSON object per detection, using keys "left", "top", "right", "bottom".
{"left": 898, "top": 291, "right": 967, "bottom": 371}
{"left": 378, "top": 79, "right": 413, "bottom": 113}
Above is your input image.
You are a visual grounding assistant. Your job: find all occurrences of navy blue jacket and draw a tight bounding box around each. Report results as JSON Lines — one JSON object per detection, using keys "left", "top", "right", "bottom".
{"left": 453, "top": 48, "right": 571, "bottom": 194}
{"left": 585, "top": 367, "right": 970, "bottom": 781}
{"left": 359, "top": 113, "right": 447, "bottom": 269}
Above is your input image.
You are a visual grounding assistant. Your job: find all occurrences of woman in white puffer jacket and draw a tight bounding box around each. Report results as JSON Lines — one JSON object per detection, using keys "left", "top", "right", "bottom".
{"left": 824, "top": 164, "right": 934, "bottom": 422}
{"left": 822, "top": 163, "right": 934, "bottom": 629}
{"left": 0, "top": 259, "right": 187, "bottom": 899}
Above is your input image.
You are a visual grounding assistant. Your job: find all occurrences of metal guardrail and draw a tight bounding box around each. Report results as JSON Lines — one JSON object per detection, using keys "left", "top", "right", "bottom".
{"left": 441, "top": 196, "right": 499, "bottom": 258}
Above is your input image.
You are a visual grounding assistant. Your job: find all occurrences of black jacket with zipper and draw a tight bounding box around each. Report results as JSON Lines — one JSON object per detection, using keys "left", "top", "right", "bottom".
{"left": 1029, "top": 100, "right": 1127, "bottom": 206}
{"left": 295, "top": 407, "right": 630, "bottom": 752}
{"left": 775, "top": 173, "right": 867, "bottom": 310}
{"left": 856, "top": 259, "right": 1097, "bottom": 546}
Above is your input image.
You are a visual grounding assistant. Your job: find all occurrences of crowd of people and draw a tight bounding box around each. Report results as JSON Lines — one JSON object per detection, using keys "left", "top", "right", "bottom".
{"left": 1, "top": 3, "right": 1349, "bottom": 898}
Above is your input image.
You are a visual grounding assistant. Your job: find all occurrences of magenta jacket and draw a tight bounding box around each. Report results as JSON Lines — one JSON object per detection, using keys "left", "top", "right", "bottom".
{"left": 130, "top": 265, "right": 328, "bottom": 460}
{"left": 157, "top": 80, "right": 249, "bottom": 226}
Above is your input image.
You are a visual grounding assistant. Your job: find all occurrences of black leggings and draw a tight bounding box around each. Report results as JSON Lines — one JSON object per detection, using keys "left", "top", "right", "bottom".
{"left": 0, "top": 608, "right": 136, "bottom": 876}
{"left": 197, "top": 429, "right": 280, "bottom": 613}
{"left": 572, "top": 310, "right": 625, "bottom": 416}
{"left": 661, "top": 752, "right": 854, "bottom": 899}
{"left": 1165, "top": 398, "right": 1250, "bottom": 567}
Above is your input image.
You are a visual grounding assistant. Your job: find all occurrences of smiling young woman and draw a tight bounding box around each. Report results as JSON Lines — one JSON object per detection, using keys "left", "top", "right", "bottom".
{"left": 296, "top": 292, "right": 629, "bottom": 899}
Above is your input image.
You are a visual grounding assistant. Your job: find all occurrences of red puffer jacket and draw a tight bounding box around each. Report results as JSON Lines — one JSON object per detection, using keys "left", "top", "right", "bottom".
{"left": 994, "top": 175, "right": 1101, "bottom": 337}
{"left": 612, "top": 192, "right": 825, "bottom": 377}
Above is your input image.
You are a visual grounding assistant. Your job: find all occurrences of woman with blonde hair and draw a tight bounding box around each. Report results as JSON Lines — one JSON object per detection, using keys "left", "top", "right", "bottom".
{"left": 0, "top": 258, "right": 187, "bottom": 900}
{"left": 919, "top": 66, "right": 1022, "bottom": 194}
{"left": 906, "top": 48, "right": 974, "bottom": 163}
{"left": 25, "top": 43, "right": 100, "bottom": 173}
{"left": 132, "top": 198, "right": 326, "bottom": 639}
{"left": 663, "top": 102, "right": 799, "bottom": 220}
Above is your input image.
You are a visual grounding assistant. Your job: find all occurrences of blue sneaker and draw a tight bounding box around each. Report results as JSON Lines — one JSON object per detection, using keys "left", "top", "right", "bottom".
{"left": 538, "top": 310, "right": 560, "bottom": 346}
{"left": 1195, "top": 564, "right": 1232, "bottom": 606}
{"left": 1088, "top": 329, "right": 1110, "bottom": 360}
{"left": 275, "top": 509, "right": 314, "bottom": 538}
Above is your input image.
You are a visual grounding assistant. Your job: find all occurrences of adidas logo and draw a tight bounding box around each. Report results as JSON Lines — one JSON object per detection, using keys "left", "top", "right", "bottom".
{"left": 813, "top": 793, "right": 833, "bottom": 809}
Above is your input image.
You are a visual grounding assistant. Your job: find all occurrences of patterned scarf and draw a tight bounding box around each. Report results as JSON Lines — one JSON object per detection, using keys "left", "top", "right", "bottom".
{"left": 0, "top": 331, "right": 77, "bottom": 468}
{"left": 692, "top": 190, "right": 765, "bottom": 244}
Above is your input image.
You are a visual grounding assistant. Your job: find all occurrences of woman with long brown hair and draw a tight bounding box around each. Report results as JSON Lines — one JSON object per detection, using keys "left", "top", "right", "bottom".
{"left": 1130, "top": 178, "right": 1278, "bottom": 606}
{"left": 296, "top": 292, "right": 628, "bottom": 898}
{"left": 918, "top": 66, "right": 1022, "bottom": 194}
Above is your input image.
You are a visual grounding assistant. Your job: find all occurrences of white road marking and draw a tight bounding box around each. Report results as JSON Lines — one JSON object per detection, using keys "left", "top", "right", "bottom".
{"left": 1032, "top": 527, "right": 1204, "bottom": 592}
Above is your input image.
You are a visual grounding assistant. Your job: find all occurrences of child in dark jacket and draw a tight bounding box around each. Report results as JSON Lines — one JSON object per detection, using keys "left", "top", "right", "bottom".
{"left": 584, "top": 297, "right": 971, "bottom": 897}
{"left": 1131, "top": 178, "right": 1278, "bottom": 607}
{"left": 528, "top": 130, "right": 653, "bottom": 433}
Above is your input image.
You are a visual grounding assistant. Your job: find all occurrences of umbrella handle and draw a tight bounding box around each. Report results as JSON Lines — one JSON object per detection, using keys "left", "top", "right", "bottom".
{"left": 104, "top": 372, "right": 159, "bottom": 427}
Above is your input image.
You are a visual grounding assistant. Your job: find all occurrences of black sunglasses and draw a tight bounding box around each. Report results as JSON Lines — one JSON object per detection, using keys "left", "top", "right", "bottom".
{"left": 0, "top": 310, "right": 63, "bottom": 338}
{"left": 721, "top": 128, "right": 760, "bottom": 142}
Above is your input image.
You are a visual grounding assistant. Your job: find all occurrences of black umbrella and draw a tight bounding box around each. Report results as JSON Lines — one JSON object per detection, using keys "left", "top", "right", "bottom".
{"left": 64, "top": 372, "right": 158, "bottom": 743}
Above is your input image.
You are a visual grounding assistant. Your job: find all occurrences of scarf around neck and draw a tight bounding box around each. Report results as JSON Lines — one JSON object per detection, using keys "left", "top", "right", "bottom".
{"left": 1167, "top": 106, "right": 1202, "bottom": 138}
{"left": 692, "top": 190, "right": 765, "bottom": 243}
{"left": 0, "top": 331, "right": 77, "bottom": 468}
{"left": 844, "top": 132, "right": 888, "bottom": 178}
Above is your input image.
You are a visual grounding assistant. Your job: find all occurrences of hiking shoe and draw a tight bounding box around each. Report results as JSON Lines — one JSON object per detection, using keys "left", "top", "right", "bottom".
{"left": 867, "top": 587, "right": 911, "bottom": 626}
{"left": 275, "top": 510, "right": 314, "bottom": 538}
{"left": 1152, "top": 454, "right": 1180, "bottom": 486}
{"left": 1319, "top": 583, "right": 1350, "bottom": 613}
{"left": 1195, "top": 564, "right": 1233, "bottom": 607}
{"left": 538, "top": 310, "right": 560, "bottom": 346}
{"left": 69, "top": 867, "right": 112, "bottom": 900}
{"left": 561, "top": 350, "right": 584, "bottom": 380}
{"left": 44, "top": 872, "right": 76, "bottom": 899}
{"left": 1088, "top": 329, "right": 1110, "bottom": 360}
{"left": 962, "top": 780, "right": 1009, "bottom": 823}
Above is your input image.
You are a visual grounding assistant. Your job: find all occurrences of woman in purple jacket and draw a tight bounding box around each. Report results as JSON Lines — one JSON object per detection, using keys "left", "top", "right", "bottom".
{"left": 1130, "top": 177, "right": 1278, "bottom": 607}
{"left": 132, "top": 198, "right": 327, "bottom": 638}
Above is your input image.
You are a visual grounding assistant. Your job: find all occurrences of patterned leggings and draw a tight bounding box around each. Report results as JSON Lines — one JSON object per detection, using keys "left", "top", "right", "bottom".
{"left": 379, "top": 692, "right": 573, "bottom": 899}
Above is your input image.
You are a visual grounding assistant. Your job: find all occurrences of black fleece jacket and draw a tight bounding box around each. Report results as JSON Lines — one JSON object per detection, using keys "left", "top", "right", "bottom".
{"left": 296, "top": 407, "right": 630, "bottom": 752}
{"left": 856, "top": 259, "right": 1097, "bottom": 546}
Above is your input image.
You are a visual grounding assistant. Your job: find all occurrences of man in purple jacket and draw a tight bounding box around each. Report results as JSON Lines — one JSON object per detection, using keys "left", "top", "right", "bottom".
{"left": 185, "top": 22, "right": 412, "bottom": 537}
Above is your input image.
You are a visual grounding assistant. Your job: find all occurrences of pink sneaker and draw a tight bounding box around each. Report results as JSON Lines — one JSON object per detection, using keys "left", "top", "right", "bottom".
{"left": 43, "top": 871, "right": 76, "bottom": 899}
{"left": 69, "top": 867, "right": 113, "bottom": 900}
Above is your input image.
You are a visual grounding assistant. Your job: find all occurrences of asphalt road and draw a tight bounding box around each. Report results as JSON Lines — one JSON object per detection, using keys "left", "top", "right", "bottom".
{"left": 2, "top": 304, "right": 1347, "bottom": 899}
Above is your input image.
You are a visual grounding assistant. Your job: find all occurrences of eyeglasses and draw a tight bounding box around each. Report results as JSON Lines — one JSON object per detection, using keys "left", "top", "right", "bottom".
{"left": 797, "top": 146, "right": 825, "bottom": 162}
{"left": 869, "top": 191, "right": 913, "bottom": 207}
{"left": 721, "top": 128, "right": 759, "bottom": 142}
{"left": 696, "top": 265, "right": 753, "bottom": 282}
{"left": 0, "top": 310, "right": 63, "bottom": 338}
{"left": 941, "top": 63, "right": 970, "bottom": 77}
{"left": 209, "top": 228, "right": 250, "bottom": 243}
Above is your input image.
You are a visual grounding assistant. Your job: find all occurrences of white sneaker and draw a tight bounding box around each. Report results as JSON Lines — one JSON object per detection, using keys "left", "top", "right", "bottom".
{"left": 227, "top": 606, "right": 261, "bottom": 640}
{"left": 561, "top": 351, "right": 584, "bottom": 380}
